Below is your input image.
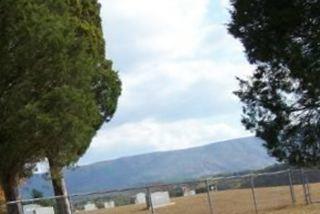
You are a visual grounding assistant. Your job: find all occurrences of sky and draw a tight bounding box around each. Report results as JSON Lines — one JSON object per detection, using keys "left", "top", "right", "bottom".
{"left": 78, "top": 0, "right": 254, "bottom": 165}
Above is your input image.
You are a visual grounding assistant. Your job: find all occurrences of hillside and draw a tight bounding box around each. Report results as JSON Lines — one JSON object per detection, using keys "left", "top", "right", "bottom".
{"left": 21, "top": 136, "right": 276, "bottom": 197}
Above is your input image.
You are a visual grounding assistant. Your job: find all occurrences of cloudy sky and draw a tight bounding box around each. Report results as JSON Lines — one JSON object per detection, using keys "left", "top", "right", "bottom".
{"left": 78, "top": 0, "right": 254, "bottom": 165}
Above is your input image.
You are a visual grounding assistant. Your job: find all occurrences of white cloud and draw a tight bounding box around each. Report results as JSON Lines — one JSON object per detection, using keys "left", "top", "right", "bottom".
{"left": 93, "top": 118, "right": 246, "bottom": 150}
{"left": 119, "top": 58, "right": 253, "bottom": 119}
{"left": 220, "top": 0, "right": 231, "bottom": 8}
{"left": 77, "top": 0, "right": 253, "bottom": 165}
{"left": 100, "top": 0, "right": 238, "bottom": 61}
{"left": 79, "top": 117, "right": 249, "bottom": 164}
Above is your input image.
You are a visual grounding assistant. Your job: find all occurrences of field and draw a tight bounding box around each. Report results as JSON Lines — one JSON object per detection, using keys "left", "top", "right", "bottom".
{"left": 77, "top": 183, "right": 320, "bottom": 214}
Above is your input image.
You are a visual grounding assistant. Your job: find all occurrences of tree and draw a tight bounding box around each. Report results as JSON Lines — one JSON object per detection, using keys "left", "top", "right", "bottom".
{"left": 31, "top": 189, "right": 43, "bottom": 199}
{"left": 30, "top": 189, "right": 53, "bottom": 207}
{"left": 0, "top": 0, "right": 68, "bottom": 212}
{"left": 0, "top": 1, "right": 121, "bottom": 214}
{"left": 228, "top": 0, "right": 320, "bottom": 166}
{"left": 39, "top": 1, "right": 121, "bottom": 213}
{"left": 0, "top": 186, "right": 4, "bottom": 205}
{"left": 0, "top": 187, "right": 5, "bottom": 214}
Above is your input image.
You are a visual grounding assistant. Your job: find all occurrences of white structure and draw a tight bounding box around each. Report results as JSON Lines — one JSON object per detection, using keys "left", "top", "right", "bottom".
{"left": 24, "top": 204, "right": 41, "bottom": 214}
{"left": 135, "top": 192, "right": 146, "bottom": 204}
{"left": 23, "top": 204, "right": 54, "bottom": 214}
{"left": 210, "top": 184, "right": 218, "bottom": 192}
{"left": 183, "top": 189, "right": 196, "bottom": 196}
{"left": 182, "top": 186, "right": 196, "bottom": 197}
{"left": 104, "top": 201, "right": 115, "bottom": 209}
{"left": 150, "top": 191, "right": 172, "bottom": 208}
{"left": 35, "top": 207, "right": 55, "bottom": 214}
{"left": 84, "top": 203, "right": 97, "bottom": 211}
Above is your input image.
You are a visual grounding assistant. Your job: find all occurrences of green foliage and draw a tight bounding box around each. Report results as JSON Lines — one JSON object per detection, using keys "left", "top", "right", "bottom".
{"left": 42, "top": 0, "right": 122, "bottom": 172}
{"left": 31, "top": 189, "right": 43, "bottom": 199}
{"left": 0, "top": 0, "right": 121, "bottom": 203}
{"left": 112, "top": 194, "right": 131, "bottom": 206}
{"left": 169, "top": 187, "right": 183, "bottom": 198}
{"left": 0, "top": 1, "right": 83, "bottom": 198}
{"left": 228, "top": 0, "right": 320, "bottom": 166}
{"left": 29, "top": 189, "right": 54, "bottom": 207}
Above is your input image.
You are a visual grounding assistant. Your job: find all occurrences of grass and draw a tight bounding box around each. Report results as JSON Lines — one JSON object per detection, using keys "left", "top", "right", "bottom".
{"left": 77, "top": 183, "right": 320, "bottom": 214}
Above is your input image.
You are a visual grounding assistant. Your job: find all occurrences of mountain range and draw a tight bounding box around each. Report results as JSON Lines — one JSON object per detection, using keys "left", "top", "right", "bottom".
{"left": 21, "top": 136, "right": 277, "bottom": 198}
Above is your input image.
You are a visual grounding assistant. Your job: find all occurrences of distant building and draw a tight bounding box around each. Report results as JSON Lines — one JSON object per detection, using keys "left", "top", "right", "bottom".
{"left": 135, "top": 192, "right": 146, "bottom": 204}
{"left": 84, "top": 203, "right": 97, "bottom": 211}
{"left": 23, "top": 204, "right": 54, "bottom": 214}
{"left": 104, "top": 201, "right": 115, "bottom": 209}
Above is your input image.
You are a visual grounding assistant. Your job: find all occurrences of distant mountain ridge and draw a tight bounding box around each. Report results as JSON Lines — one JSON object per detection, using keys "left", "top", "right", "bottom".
{"left": 21, "top": 136, "right": 277, "bottom": 198}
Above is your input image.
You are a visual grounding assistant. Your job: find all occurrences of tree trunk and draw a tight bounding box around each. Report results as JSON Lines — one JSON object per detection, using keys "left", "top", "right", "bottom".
{"left": 0, "top": 185, "right": 5, "bottom": 214}
{"left": 48, "top": 159, "right": 72, "bottom": 214}
{"left": 2, "top": 174, "right": 23, "bottom": 214}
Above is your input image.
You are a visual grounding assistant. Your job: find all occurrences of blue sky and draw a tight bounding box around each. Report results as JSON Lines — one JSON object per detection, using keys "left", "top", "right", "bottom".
{"left": 78, "top": 0, "right": 254, "bottom": 165}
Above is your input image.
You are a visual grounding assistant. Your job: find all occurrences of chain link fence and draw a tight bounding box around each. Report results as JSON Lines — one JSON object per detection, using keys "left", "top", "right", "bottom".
{"left": 301, "top": 169, "right": 320, "bottom": 204}
{"left": 1, "top": 169, "right": 320, "bottom": 214}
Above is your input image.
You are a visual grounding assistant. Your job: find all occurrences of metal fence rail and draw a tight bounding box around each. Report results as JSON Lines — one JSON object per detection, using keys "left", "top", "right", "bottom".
{"left": 1, "top": 168, "right": 320, "bottom": 214}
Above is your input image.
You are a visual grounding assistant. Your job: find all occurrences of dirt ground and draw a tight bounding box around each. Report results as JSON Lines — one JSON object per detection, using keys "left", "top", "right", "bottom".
{"left": 77, "top": 183, "right": 320, "bottom": 214}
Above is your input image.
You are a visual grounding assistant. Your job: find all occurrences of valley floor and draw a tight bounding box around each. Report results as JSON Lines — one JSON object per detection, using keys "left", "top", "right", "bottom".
{"left": 265, "top": 204, "right": 320, "bottom": 214}
{"left": 77, "top": 183, "right": 320, "bottom": 214}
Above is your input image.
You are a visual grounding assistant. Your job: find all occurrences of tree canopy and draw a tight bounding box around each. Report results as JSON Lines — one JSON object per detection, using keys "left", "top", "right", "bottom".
{"left": 228, "top": 0, "right": 320, "bottom": 166}
{"left": 0, "top": 0, "right": 70, "bottom": 190}
{"left": 42, "top": 0, "right": 121, "bottom": 172}
{"left": 0, "top": 1, "right": 121, "bottom": 212}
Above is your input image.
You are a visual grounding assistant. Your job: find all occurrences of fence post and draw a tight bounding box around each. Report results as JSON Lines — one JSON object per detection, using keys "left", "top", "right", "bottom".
{"left": 300, "top": 168, "right": 309, "bottom": 205}
{"left": 68, "top": 195, "right": 74, "bottom": 214}
{"left": 205, "top": 179, "right": 214, "bottom": 214}
{"left": 304, "top": 172, "right": 312, "bottom": 204}
{"left": 146, "top": 187, "right": 155, "bottom": 214}
{"left": 250, "top": 175, "right": 258, "bottom": 214}
{"left": 288, "top": 169, "right": 296, "bottom": 205}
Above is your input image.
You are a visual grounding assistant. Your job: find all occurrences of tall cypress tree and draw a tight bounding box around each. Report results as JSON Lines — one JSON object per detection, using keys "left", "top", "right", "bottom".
{"left": 0, "top": 0, "right": 76, "bottom": 213}
{"left": 42, "top": 1, "right": 121, "bottom": 213}
{"left": 0, "top": 1, "right": 121, "bottom": 214}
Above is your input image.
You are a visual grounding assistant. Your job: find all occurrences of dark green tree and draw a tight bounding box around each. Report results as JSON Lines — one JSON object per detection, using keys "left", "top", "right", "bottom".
{"left": 228, "top": 0, "right": 320, "bottom": 166}
{"left": 31, "top": 188, "right": 54, "bottom": 207}
{"left": 0, "top": 1, "right": 121, "bottom": 214}
{"left": 0, "top": 0, "right": 72, "bottom": 213}
{"left": 31, "top": 189, "right": 43, "bottom": 199}
{"left": 40, "top": 1, "right": 121, "bottom": 213}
